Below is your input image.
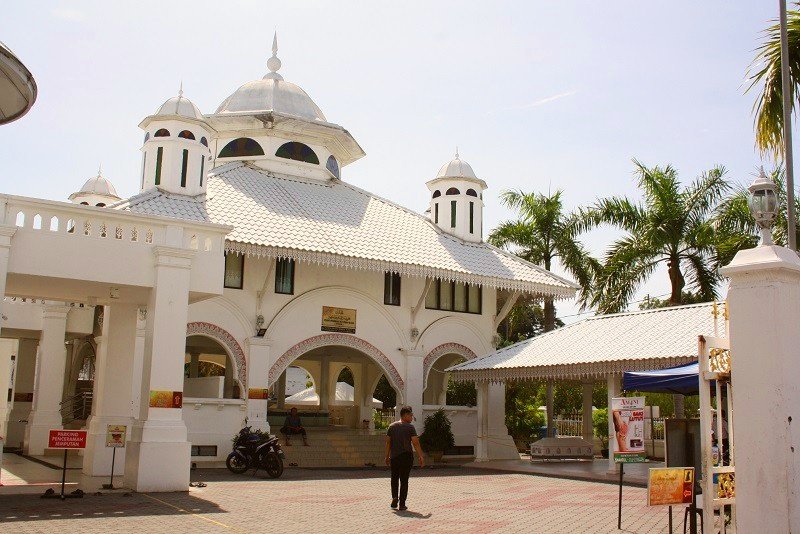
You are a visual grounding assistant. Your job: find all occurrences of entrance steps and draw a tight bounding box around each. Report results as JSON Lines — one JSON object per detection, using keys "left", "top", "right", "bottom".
{"left": 279, "top": 427, "right": 387, "bottom": 468}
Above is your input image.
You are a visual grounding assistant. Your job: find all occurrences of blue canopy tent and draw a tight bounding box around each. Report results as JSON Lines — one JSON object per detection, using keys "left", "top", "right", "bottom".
{"left": 622, "top": 362, "right": 700, "bottom": 395}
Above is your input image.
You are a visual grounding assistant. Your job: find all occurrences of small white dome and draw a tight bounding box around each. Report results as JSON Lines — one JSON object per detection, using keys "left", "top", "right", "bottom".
{"left": 155, "top": 91, "right": 203, "bottom": 120}
{"left": 214, "top": 34, "right": 326, "bottom": 122}
{"left": 72, "top": 170, "right": 119, "bottom": 199}
{"left": 436, "top": 153, "right": 477, "bottom": 180}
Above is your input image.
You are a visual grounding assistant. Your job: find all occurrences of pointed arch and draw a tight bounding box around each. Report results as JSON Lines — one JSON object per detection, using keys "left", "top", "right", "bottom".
{"left": 423, "top": 343, "right": 477, "bottom": 390}
{"left": 186, "top": 322, "right": 247, "bottom": 390}
{"left": 269, "top": 333, "right": 404, "bottom": 391}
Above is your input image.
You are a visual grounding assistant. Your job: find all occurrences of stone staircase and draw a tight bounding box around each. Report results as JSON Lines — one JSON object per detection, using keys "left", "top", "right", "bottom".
{"left": 280, "top": 427, "right": 387, "bottom": 468}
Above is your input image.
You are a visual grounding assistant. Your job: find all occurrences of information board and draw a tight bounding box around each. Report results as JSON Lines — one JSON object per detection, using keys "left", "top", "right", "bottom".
{"left": 611, "top": 396, "right": 646, "bottom": 463}
{"left": 48, "top": 429, "right": 87, "bottom": 449}
{"left": 106, "top": 425, "right": 127, "bottom": 448}
{"left": 321, "top": 306, "right": 357, "bottom": 333}
{"left": 647, "top": 467, "right": 695, "bottom": 506}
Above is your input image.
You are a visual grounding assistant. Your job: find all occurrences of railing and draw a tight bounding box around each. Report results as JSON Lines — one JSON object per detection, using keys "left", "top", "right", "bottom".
{"left": 1, "top": 194, "right": 225, "bottom": 253}
{"left": 60, "top": 391, "right": 93, "bottom": 424}
{"left": 553, "top": 414, "right": 666, "bottom": 440}
{"left": 375, "top": 408, "right": 395, "bottom": 428}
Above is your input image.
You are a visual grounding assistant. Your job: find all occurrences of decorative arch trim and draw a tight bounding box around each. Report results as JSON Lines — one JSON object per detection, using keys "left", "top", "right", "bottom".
{"left": 423, "top": 343, "right": 477, "bottom": 390}
{"left": 186, "top": 322, "right": 247, "bottom": 390}
{"left": 269, "top": 333, "right": 404, "bottom": 391}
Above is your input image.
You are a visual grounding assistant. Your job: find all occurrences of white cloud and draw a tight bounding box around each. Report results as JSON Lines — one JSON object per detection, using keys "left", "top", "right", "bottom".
{"left": 521, "top": 90, "right": 578, "bottom": 109}
{"left": 51, "top": 8, "right": 85, "bottom": 22}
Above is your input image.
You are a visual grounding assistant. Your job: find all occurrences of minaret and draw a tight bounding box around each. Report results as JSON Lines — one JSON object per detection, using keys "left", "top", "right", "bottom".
{"left": 426, "top": 150, "right": 487, "bottom": 242}
{"left": 138, "top": 84, "right": 212, "bottom": 196}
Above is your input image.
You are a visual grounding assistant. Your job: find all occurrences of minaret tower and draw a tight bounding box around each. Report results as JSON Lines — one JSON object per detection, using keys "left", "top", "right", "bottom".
{"left": 426, "top": 150, "right": 487, "bottom": 242}
{"left": 138, "top": 84, "right": 212, "bottom": 196}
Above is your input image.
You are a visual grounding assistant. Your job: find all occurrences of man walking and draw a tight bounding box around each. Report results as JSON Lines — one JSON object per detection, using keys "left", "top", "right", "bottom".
{"left": 385, "top": 406, "right": 425, "bottom": 511}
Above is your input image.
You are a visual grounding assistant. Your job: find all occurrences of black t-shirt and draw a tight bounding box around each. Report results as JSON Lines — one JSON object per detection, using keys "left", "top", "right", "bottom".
{"left": 387, "top": 421, "right": 417, "bottom": 458}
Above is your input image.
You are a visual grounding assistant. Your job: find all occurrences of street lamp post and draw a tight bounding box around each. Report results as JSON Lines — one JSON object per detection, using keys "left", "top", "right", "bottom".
{"left": 779, "top": 0, "right": 797, "bottom": 250}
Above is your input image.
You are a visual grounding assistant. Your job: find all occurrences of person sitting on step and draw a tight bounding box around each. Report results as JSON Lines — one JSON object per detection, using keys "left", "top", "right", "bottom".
{"left": 280, "top": 407, "right": 309, "bottom": 446}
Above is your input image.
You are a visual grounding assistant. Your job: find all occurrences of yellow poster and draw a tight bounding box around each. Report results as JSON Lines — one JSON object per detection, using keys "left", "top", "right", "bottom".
{"left": 321, "top": 306, "right": 357, "bottom": 333}
{"left": 647, "top": 467, "right": 694, "bottom": 506}
{"left": 149, "top": 390, "right": 183, "bottom": 408}
{"left": 106, "top": 424, "right": 127, "bottom": 448}
{"left": 248, "top": 388, "right": 269, "bottom": 400}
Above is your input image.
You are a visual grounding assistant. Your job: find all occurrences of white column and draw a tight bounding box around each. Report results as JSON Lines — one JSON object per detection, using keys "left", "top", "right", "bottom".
{"left": 7, "top": 339, "right": 37, "bottom": 449}
{"left": 245, "top": 336, "right": 271, "bottom": 433}
{"left": 358, "top": 362, "right": 373, "bottom": 430}
{"left": 404, "top": 351, "right": 424, "bottom": 433}
{"left": 721, "top": 244, "right": 800, "bottom": 532}
{"left": 82, "top": 304, "right": 138, "bottom": 477}
{"left": 25, "top": 304, "right": 71, "bottom": 456}
{"left": 582, "top": 382, "right": 594, "bottom": 443}
{"left": 475, "top": 380, "right": 490, "bottom": 461}
{"left": 130, "top": 309, "right": 146, "bottom": 418}
{"left": 485, "top": 381, "right": 519, "bottom": 459}
{"left": 0, "top": 339, "right": 18, "bottom": 439}
{"left": 124, "top": 246, "right": 194, "bottom": 492}
{"left": 0, "top": 225, "right": 15, "bottom": 301}
{"left": 319, "top": 357, "right": 330, "bottom": 412}
{"left": 606, "top": 374, "right": 621, "bottom": 474}
{"left": 545, "top": 382, "right": 555, "bottom": 436}
{"left": 276, "top": 371, "right": 286, "bottom": 409}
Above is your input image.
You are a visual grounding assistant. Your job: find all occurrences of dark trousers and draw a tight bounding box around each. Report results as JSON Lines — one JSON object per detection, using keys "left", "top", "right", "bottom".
{"left": 280, "top": 427, "right": 306, "bottom": 437}
{"left": 390, "top": 452, "right": 414, "bottom": 504}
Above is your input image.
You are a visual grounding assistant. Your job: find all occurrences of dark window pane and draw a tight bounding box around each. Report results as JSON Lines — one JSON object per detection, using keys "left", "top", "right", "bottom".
{"left": 468, "top": 284, "right": 481, "bottom": 314}
{"left": 275, "top": 258, "right": 295, "bottom": 294}
{"left": 450, "top": 200, "right": 456, "bottom": 228}
{"left": 466, "top": 189, "right": 478, "bottom": 197}
{"left": 326, "top": 155, "right": 340, "bottom": 178}
{"left": 178, "top": 130, "right": 195, "bottom": 140}
{"left": 275, "top": 142, "right": 320, "bottom": 164}
{"left": 224, "top": 253, "right": 244, "bottom": 289}
{"left": 425, "top": 279, "right": 438, "bottom": 309}
{"left": 154, "top": 128, "right": 170, "bottom": 137}
{"left": 446, "top": 187, "right": 460, "bottom": 195}
{"left": 384, "top": 272, "right": 401, "bottom": 306}
{"left": 469, "top": 202, "right": 474, "bottom": 234}
{"left": 200, "top": 136, "right": 208, "bottom": 147}
{"left": 439, "top": 281, "right": 453, "bottom": 311}
{"left": 454, "top": 282, "right": 467, "bottom": 312}
{"left": 155, "top": 147, "right": 163, "bottom": 185}
{"left": 432, "top": 190, "right": 441, "bottom": 198}
{"left": 219, "top": 137, "right": 265, "bottom": 158}
{"left": 434, "top": 203, "right": 439, "bottom": 224}
{"left": 180, "top": 149, "right": 188, "bottom": 187}
{"left": 199, "top": 155, "right": 205, "bottom": 187}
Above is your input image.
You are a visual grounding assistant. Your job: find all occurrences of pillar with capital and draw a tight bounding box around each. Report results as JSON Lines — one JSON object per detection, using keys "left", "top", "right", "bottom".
{"left": 82, "top": 303, "right": 138, "bottom": 477}
{"left": 25, "top": 304, "right": 71, "bottom": 456}
{"left": 721, "top": 244, "right": 800, "bottom": 532}
{"left": 124, "top": 246, "right": 194, "bottom": 492}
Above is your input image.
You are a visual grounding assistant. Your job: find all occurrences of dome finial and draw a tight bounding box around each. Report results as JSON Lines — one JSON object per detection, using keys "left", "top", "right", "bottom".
{"left": 178, "top": 80, "right": 183, "bottom": 97}
{"left": 455, "top": 146, "right": 459, "bottom": 159}
{"left": 98, "top": 163, "right": 102, "bottom": 176}
{"left": 266, "top": 31, "right": 283, "bottom": 78}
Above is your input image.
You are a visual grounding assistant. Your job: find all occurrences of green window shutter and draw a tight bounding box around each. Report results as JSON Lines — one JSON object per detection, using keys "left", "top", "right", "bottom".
{"left": 155, "top": 147, "right": 163, "bottom": 186}
{"left": 180, "top": 149, "right": 188, "bottom": 187}
{"left": 450, "top": 200, "right": 456, "bottom": 228}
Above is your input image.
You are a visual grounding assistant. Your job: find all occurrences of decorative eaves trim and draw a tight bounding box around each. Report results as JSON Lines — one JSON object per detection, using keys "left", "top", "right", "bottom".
{"left": 224, "top": 241, "right": 576, "bottom": 299}
{"left": 449, "top": 356, "right": 697, "bottom": 383}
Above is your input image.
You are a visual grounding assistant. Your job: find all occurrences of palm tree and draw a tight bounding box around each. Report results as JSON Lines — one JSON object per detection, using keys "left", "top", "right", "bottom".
{"left": 489, "top": 190, "right": 598, "bottom": 331}
{"left": 578, "top": 160, "right": 731, "bottom": 314}
{"left": 748, "top": 5, "right": 800, "bottom": 155}
{"left": 716, "top": 167, "right": 799, "bottom": 253}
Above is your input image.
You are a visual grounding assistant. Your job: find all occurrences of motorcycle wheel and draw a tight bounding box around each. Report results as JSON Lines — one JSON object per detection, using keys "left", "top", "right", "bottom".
{"left": 263, "top": 451, "right": 284, "bottom": 478}
{"left": 226, "top": 452, "right": 249, "bottom": 474}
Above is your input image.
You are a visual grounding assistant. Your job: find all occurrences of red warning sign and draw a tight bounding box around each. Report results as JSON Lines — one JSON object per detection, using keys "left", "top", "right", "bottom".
{"left": 48, "top": 429, "right": 87, "bottom": 449}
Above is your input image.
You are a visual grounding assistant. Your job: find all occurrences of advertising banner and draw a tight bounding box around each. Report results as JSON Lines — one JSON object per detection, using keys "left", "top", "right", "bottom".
{"left": 248, "top": 388, "right": 269, "bottom": 400}
{"left": 321, "top": 306, "right": 357, "bottom": 334}
{"left": 149, "top": 390, "right": 183, "bottom": 408}
{"left": 647, "top": 467, "right": 695, "bottom": 506}
{"left": 48, "top": 429, "right": 87, "bottom": 449}
{"left": 106, "top": 425, "right": 127, "bottom": 448}
{"left": 611, "top": 396, "right": 646, "bottom": 463}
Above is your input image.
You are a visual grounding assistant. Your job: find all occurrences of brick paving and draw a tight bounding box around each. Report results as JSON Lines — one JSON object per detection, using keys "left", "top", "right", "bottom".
{"left": 0, "top": 467, "right": 674, "bottom": 533}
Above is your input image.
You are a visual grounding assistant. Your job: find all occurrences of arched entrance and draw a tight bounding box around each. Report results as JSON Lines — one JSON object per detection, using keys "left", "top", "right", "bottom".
{"left": 184, "top": 323, "right": 246, "bottom": 399}
{"left": 423, "top": 343, "right": 477, "bottom": 405}
{"left": 269, "top": 334, "right": 403, "bottom": 429}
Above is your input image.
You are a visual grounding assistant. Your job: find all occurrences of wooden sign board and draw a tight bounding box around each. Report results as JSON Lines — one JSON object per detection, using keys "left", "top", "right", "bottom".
{"left": 647, "top": 467, "right": 695, "bottom": 506}
{"left": 321, "top": 306, "right": 356, "bottom": 334}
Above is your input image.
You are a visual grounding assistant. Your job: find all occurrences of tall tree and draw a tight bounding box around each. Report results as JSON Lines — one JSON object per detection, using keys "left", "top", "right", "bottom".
{"left": 578, "top": 160, "right": 731, "bottom": 313}
{"left": 748, "top": 5, "right": 800, "bottom": 155}
{"left": 489, "top": 190, "right": 598, "bottom": 331}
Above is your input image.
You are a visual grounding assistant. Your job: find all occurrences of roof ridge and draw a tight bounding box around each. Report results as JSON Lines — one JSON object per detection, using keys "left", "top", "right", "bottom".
{"left": 586, "top": 301, "right": 714, "bottom": 321}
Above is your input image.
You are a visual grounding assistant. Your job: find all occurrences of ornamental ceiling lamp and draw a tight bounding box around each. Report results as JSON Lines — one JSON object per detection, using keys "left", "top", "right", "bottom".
{"left": 748, "top": 167, "right": 778, "bottom": 246}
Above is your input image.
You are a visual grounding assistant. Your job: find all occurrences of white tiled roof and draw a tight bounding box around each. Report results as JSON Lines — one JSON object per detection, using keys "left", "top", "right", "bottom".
{"left": 448, "top": 303, "right": 724, "bottom": 381}
{"left": 114, "top": 163, "right": 578, "bottom": 296}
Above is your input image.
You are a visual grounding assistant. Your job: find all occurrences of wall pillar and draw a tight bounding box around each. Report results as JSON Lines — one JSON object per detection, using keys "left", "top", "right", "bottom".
{"left": 276, "top": 371, "right": 286, "bottom": 410}
{"left": 124, "top": 246, "right": 194, "bottom": 492}
{"left": 188, "top": 352, "right": 200, "bottom": 378}
{"left": 721, "top": 244, "right": 800, "bottom": 532}
{"left": 606, "top": 374, "right": 621, "bottom": 474}
{"left": 545, "top": 382, "right": 555, "bottom": 437}
{"left": 0, "top": 339, "right": 18, "bottom": 439}
{"left": 403, "top": 351, "right": 424, "bottom": 433}
{"left": 582, "top": 381, "right": 594, "bottom": 443}
{"left": 319, "top": 357, "right": 330, "bottom": 412}
{"left": 485, "top": 381, "right": 518, "bottom": 459}
{"left": 475, "top": 381, "right": 490, "bottom": 461}
{"left": 0, "top": 225, "right": 15, "bottom": 301}
{"left": 82, "top": 304, "right": 138, "bottom": 477}
{"left": 25, "top": 304, "right": 71, "bottom": 456}
{"left": 245, "top": 336, "right": 271, "bottom": 433}
{"left": 7, "top": 339, "right": 37, "bottom": 448}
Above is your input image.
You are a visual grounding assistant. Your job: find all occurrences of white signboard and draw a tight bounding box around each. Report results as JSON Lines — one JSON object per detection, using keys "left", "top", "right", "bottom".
{"left": 611, "top": 396, "right": 646, "bottom": 463}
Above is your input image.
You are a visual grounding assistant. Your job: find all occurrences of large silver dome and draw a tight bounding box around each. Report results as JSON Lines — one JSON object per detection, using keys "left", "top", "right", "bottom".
{"left": 214, "top": 34, "right": 326, "bottom": 122}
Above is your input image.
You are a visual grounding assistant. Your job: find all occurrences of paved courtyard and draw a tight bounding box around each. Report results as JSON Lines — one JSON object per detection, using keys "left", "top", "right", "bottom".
{"left": 0, "top": 467, "right": 674, "bottom": 533}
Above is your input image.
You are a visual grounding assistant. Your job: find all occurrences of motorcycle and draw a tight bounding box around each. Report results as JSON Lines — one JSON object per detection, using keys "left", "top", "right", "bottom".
{"left": 226, "top": 426, "right": 285, "bottom": 478}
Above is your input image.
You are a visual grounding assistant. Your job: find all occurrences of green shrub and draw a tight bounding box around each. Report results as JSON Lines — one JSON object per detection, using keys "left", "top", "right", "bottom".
{"left": 593, "top": 408, "right": 609, "bottom": 448}
{"left": 373, "top": 410, "right": 389, "bottom": 430}
{"left": 419, "top": 409, "right": 455, "bottom": 453}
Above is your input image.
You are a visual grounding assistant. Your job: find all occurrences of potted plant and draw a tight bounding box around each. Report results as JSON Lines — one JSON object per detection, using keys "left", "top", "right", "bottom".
{"left": 593, "top": 408, "right": 609, "bottom": 458}
{"left": 419, "top": 409, "right": 455, "bottom": 463}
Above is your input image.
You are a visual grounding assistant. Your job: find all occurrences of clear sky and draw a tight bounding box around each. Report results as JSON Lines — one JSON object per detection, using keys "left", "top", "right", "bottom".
{"left": 0, "top": 1, "right": 782, "bottom": 322}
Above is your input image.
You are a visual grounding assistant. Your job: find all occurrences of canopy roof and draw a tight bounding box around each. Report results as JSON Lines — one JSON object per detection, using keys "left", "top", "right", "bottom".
{"left": 0, "top": 41, "right": 36, "bottom": 125}
{"left": 449, "top": 302, "right": 724, "bottom": 382}
{"left": 623, "top": 362, "right": 700, "bottom": 395}
{"left": 115, "top": 162, "right": 578, "bottom": 296}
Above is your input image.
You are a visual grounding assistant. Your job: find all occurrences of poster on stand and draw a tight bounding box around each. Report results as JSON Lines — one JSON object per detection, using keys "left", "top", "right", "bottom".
{"left": 611, "top": 396, "right": 646, "bottom": 463}
{"left": 647, "top": 467, "right": 694, "bottom": 506}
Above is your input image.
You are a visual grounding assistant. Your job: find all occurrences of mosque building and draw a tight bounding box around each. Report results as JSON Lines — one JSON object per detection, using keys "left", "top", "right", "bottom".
{"left": 0, "top": 35, "right": 576, "bottom": 491}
